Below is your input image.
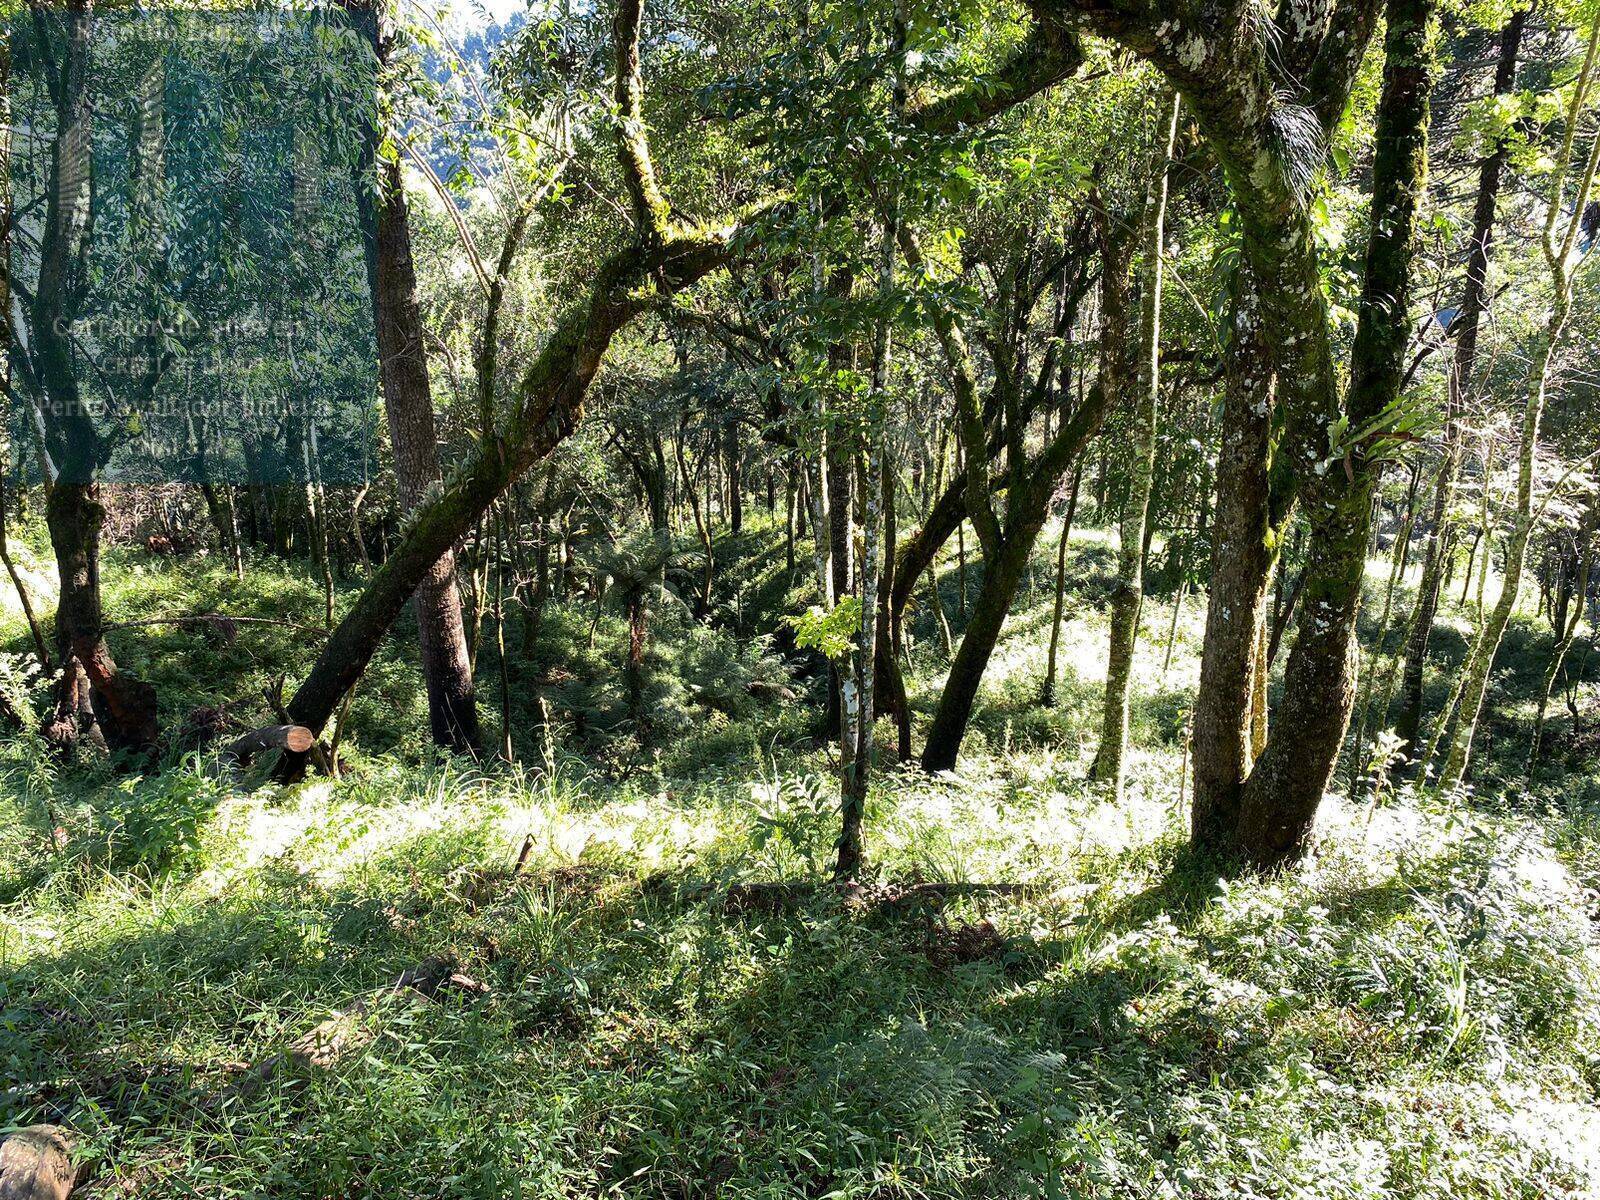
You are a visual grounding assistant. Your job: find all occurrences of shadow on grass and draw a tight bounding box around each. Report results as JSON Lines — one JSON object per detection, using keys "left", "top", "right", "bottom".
{"left": 2, "top": 810, "right": 1452, "bottom": 1198}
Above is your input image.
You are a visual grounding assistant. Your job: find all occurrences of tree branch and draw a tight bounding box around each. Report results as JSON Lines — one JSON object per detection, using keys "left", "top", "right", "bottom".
{"left": 908, "top": 14, "right": 1086, "bottom": 135}
{"left": 613, "top": 0, "right": 671, "bottom": 239}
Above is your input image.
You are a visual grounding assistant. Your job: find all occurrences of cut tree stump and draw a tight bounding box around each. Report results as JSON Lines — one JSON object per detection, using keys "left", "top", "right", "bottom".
{"left": 206, "top": 725, "right": 317, "bottom": 779}
{"left": 0, "top": 1125, "right": 77, "bottom": 1200}
{"left": 226, "top": 724, "right": 314, "bottom": 760}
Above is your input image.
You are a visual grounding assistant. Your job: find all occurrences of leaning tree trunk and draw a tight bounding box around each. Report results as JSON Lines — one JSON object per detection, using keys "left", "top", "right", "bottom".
{"left": 917, "top": 398, "right": 1111, "bottom": 770}
{"left": 1394, "top": 5, "right": 1526, "bottom": 759}
{"left": 907, "top": 215, "right": 1117, "bottom": 773}
{"left": 284, "top": 0, "right": 1074, "bottom": 752}
{"left": 286, "top": 228, "right": 746, "bottom": 739}
{"left": 352, "top": 0, "right": 480, "bottom": 753}
{"left": 920, "top": 527, "right": 1037, "bottom": 771}
{"left": 0, "top": 470, "right": 49, "bottom": 672}
{"left": 1091, "top": 90, "right": 1179, "bottom": 797}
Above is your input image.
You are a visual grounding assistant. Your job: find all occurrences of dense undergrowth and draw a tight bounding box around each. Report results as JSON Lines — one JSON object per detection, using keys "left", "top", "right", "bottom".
{"left": 3, "top": 515, "right": 1600, "bottom": 1197}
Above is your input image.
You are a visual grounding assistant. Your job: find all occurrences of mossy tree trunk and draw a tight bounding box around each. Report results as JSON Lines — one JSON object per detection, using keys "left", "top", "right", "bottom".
{"left": 1047, "top": 0, "right": 1430, "bottom": 864}
{"left": 1189, "top": 276, "right": 1281, "bottom": 850}
{"left": 287, "top": 0, "right": 1078, "bottom": 749}
{"left": 287, "top": 239, "right": 743, "bottom": 740}
{"left": 1091, "top": 91, "right": 1180, "bottom": 798}
{"left": 1235, "top": 0, "right": 1439, "bottom": 860}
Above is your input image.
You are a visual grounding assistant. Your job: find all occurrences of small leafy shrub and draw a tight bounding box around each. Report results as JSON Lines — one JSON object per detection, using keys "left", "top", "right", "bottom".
{"left": 744, "top": 770, "right": 837, "bottom": 877}
{"left": 96, "top": 760, "right": 226, "bottom": 875}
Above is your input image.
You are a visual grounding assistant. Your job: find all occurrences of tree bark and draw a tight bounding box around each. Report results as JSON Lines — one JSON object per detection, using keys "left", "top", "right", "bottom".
{"left": 918, "top": 393, "right": 1111, "bottom": 771}
{"left": 1189, "top": 279, "right": 1279, "bottom": 849}
{"left": 725, "top": 418, "right": 743, "bottom": 535}
{"left": 1235, "top": 0, "right": 1438, "bottom": 861}
{"left": 46, "top": 484, "right": 159, "bottom": 752}
{"left": 1044, "top": 0, "right": 1386, "bottom": 864}
{"left": 351, "top": 0, "right": 480, "bottom": 753}
{"left": 26, "top": 0, "right": 160, "bottom": 754}
{"left": 1041, "top": 463, "right": 1083, "bottom": 706}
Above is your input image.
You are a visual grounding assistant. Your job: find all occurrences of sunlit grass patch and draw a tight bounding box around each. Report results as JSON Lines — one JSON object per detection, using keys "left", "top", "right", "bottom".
{"left": 1, "top": 523, "right": 1598, "bottom": 1196}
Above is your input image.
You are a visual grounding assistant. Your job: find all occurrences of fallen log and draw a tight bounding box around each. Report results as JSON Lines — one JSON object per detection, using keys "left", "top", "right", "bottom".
{"left": 226, "top": 724, "right": 315, "bottom": 761}
{"left": 203, "top": 724, "right": 318, "bottom": 780}
{"left": 0, "top": 1125, "right": 78, "bottom": 1200}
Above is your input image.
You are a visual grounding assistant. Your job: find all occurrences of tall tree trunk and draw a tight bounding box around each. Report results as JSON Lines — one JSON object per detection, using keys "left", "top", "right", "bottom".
{"left": 840, "top": 12, "right": 905, "bottom": 876}
{"left": 877, "top": 445, "right": 913, "bottom": 762}
{"left": 825, "top": 407, "right": 854, "bottom": 731}
{"left": 1345, "top": 464, "right": 1416, "bottom": 797}
{"left": 1435, "top": 6, "right": 1600, "bottom": 790}
{"left": 27, "top": 0, "right": 160, "bottom": 753}
{"left": 675, "top": 427, "right": 715, "bottom": 616}
{"left": 494, "top": 509, "right": 515, "bottom": 762}
{"left": 0, "top": 44, "right": 49, "bottom": 677}
{"left": 199, "top": 482, "right": 245, "bottom": 581}
{"left": 785, "top": 468, "right": 798, "bottom": 576}
{"left": 1091, "top": 91, "right": 1179, "bottom": 796}
{"left": 725, "top": 419, "right": 743, "bottom": 536}
{"left": 1233, "top": 0, "right": 1439, "bottom": 861}
{"left": 1041, "top": 463, "right": 1083, "bottom": 706}
{"left": 1394, "top": 5, "right": 1526, "bottom": 758}
{"left": 351, "top": 0, "right": 480, "bottom": 753}
{"left": 1189, "top": 279, "right": 1279, "bottom": 850}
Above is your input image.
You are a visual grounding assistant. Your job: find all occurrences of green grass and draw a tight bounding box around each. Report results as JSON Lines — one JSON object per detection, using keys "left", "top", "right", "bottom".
{"left": 3, "top": 751, "right": 1598, "bottom": 1197}
{"left": 1, "top": 514, "right": 1599, "bottom": 1196}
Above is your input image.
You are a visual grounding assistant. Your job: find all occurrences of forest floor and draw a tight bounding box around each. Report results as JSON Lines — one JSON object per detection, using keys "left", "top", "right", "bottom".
{"left": 2, "top": 515, "right": 1600, "bottom": 1198}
